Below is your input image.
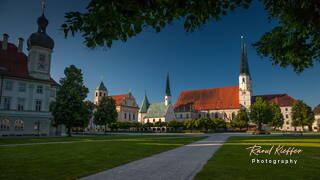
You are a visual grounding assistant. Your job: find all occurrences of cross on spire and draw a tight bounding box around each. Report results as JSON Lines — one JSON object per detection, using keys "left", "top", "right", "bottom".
{"left": 41, "top": 0, "right": 46, "bottom": 14}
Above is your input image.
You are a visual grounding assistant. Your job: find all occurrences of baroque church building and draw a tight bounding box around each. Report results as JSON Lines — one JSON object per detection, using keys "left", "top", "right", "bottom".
{"left": 174, "top": 41, "right": 300, "bottom": 131}
{"left": 138, "top": 74, "right": 176, "bottom": 123}
{"left": 0, "top": 12, "right": 61, "bottom": 136}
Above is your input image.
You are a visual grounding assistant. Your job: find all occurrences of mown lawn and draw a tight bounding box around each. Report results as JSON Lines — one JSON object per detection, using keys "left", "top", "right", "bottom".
{"left": 195, "top": 136, "right": 320, "bottom": 180}
{"left": 0, "top": 134, "right": 182, "bottom": 145}
{"left": 0, "top": 136, "right": 205, "bottom": 180}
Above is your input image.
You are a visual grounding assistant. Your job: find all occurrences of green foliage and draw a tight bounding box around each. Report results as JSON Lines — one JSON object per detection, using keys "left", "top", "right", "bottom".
{"left": 94, "top": 97, "right": 118, "bottom": 133}
{"left": 233, "top": 109, "right": 249, "bottom": 129}
{"left": 268, "top": 102, "right": 284, "bottom": 129}
{"left": 291, "top": 100, "right": 315, "bottom": 131}
{"left": 62, "top": 0, "right": 320, "bottom": 72}
{"left": 167, "top": 120, "right": 183, "bottom": 130}
{"left": 62, "top": 0, "right": 252, "bottom": 48}
{"left": 249, "top": 97, "right": 272, "bottom": 131}
{"left": 183, "top": 118, "right": 226, "bottom": 131}
{"left": 50, "top": 65, "right": 90, "bottom": 136}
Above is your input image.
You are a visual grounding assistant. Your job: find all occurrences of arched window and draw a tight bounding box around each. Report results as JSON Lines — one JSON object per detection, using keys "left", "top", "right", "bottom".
{"left": 242, "top": 78, "right": 245, "bottom": 83}
{"left": 96, "top": 92, "right": 98, "bottom": 97}
{"left": 0, "top": 119, "right": 10, "bottom": 131}
{"left": 15, "top": 120, "right": 24, "bottom": 131}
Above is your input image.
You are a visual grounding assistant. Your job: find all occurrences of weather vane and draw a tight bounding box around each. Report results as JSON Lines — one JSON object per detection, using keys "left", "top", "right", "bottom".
{"left": 41, "top": 0, "right": 46, "bottom": 14}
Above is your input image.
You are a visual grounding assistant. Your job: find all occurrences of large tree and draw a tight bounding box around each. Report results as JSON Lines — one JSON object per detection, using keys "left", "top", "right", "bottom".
{"left": 249, "top": 97, "right": 272, "bottom": 131}
{"left": 291, "top": 100, "right": 315, "bottom": 131}
{"left": 267, "top": 102, "right": 284, "bottom": 130}
{"left": 233, "top": 109, "right": 249, "bottom": 130}
{"left": 62, "top": 0, "right": 320, "bottom": 72}
{"left": 94, "top": 96, "right": 118, "bottom": 133}
{"left": 50, "top": 65, "right": 90, "bottom": 136}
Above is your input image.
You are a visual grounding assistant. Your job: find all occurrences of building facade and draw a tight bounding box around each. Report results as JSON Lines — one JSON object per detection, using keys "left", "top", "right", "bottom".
{"left": 0, "top": 13, "right": 61, "bottom": 136}
{"left": 174, "top": 40, "right": 308, "bottom": 131}
{"left": 313, "top": 105, "right": 320, "bottom": 132}
{"left": 138, "top": 74, "right": 175, "bottom": 124}
{"left": 88, "top": 81, "right": 139, "bottom": 131}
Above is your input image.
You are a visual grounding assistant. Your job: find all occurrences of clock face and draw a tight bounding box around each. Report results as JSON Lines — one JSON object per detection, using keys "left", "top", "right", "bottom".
{"left": 37, "top": 54, "right": 47, "bottom": 72}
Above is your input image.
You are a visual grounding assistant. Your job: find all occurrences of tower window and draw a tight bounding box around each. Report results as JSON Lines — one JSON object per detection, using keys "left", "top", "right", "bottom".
{"left": 99, "top": 92, "right": 102, "bottom": 96}
{"left": 96, "top": 92, "right": 98, "bottom": 97}
{"left": 242, "top": 78, "right": 245, "bottom": 83}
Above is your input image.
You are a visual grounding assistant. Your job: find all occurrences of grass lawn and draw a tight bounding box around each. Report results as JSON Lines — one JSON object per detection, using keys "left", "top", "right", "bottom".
{"left": 0, "top": 136, "right": 204, "bottom": 180}
{"left": 0, "top": 134, "right": 183, "bottom": 145}
{"left": 195, "top": 136, "right": 320, "bottom": 180}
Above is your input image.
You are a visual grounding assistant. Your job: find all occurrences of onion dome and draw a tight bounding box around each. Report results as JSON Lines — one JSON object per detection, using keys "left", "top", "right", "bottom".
{"left": 27, "top": 13, "right": 54, "bottom": 50}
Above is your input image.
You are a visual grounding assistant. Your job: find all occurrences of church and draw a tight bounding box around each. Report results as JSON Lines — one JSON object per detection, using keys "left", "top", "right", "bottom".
{"left": 174, "top": 40, "right": 300, "bottom": 131}
{"left": 87, "top": 81, "right": 139, "bottom": 131}
{"left": 0, "top": 12, "right": 61, "bottom": 136}
{"left": 138, "top": 74, "right": 176, "bottom": 123}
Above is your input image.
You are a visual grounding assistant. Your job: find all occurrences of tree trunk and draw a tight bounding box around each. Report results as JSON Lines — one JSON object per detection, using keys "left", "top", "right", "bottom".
{"left": 257, "top": 123, "right": 262, "bottom": 131}
{"left": 105, "top": 124, "right": 107, "bottom": 134}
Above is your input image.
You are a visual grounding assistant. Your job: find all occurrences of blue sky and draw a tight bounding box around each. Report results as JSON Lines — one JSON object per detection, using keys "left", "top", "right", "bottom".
{"left": 1, "top": 0, "right": 319, "bottom": 108}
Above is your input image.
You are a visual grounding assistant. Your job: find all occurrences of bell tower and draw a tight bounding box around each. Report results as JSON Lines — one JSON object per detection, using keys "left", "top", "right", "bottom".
{"left": 94, "top": 81, "right": 108, "bottom": 105}
{"left": 27, "top": 4, "right": 54, "bottom": 80}
{"left": 239, "top": 36, "right": 252, "bottom": 110}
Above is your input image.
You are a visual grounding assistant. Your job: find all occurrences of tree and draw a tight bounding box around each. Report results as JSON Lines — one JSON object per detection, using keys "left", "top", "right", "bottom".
{"left": 167, "top": 120, "right": 182, "bottom": 130}
{"left": 233, "top": 109, "right": 249, "bottom": 130}
{"left": 94, "top": 97, "right": 118, "bottom": 133}
{"left": 62, "top": 0, "right": 320, "bottom": 72}
{"left": 268, "top": 102, "right": 284, "bottom": 130}
{"left": 249, "top": 97, "right": 272, "bottom": 131}
{"left": 291, "top": 100, "right": 315, "bottom": 131}
{"left": 50, "top": 65, "right": 89, "bottom": 136}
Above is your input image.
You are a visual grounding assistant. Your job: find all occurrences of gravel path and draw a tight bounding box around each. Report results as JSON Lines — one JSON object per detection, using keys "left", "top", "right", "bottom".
{"left": 80, "top": 133, "right": 233, "bottom": 180}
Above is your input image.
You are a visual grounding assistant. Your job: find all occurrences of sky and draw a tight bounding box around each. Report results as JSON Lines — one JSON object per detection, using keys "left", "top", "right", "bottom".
{"left": 0, "top": 0, "right": 319, "bottom": 108}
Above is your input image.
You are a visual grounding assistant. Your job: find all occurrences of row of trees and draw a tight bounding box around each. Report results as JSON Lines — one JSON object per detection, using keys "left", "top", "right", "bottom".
{"left": 233, "top": 97, "right": 315, "bottom": 131}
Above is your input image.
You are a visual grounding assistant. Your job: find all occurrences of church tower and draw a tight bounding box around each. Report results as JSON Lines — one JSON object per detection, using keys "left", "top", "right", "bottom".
{"left": 239, "top": 37, "right": 252, "bottom": 110}
{"left": 165, "top": 74, "right": 171, "bottom": 106}
{"left": 27, "top": 10, "right": 54, "bottom": 80}
{"left": 94, "top": 81, "right": 108, "bottom": 105}
{"left": 138, "top": 92, "right": 150, "bottom": 123}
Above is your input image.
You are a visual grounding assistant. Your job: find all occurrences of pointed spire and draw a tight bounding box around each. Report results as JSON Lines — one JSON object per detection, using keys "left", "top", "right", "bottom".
{"left": 139, "top": 91, "right": 150, "bottom": 113}
{"left": 96, "top": 81, "right": 107, "bottom": 91}
{"left": 240, "top": 36, "right": 250, "bottom": 76}
{"left": 165, "top": 73, "right": 171, "bottom": 96}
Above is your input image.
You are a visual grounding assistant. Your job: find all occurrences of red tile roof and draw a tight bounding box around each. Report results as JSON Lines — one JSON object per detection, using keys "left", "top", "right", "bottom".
{"left": 174, "top": 86, "right": 241, "bottom": 110}
{"left": 253, "top": 94, "right": 296, "bottom": 107}
{"left": 0, "top": 41, "right": 58, "bottom": 86}
{"left": 110, "top": 94, "right": 129, "bottom": 106}
{"left": 314, "top": 105, "right": 320, "bottom": 115}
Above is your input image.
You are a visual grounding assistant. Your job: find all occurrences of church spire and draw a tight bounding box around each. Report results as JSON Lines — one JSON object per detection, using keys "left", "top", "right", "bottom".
{"left": 165, "top": 73, "right": 171, "bottom": 106}
{"left": 139, "top": 92, "right": 150, "bottom": 113}
{"left": 240, "top": 36, "right": 250, "bottom": 76}
{"left": 165, "top": 73, "right": 171, "bottom": 96}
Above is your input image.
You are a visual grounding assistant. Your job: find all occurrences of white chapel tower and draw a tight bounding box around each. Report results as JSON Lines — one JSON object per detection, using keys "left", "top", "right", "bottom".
{"left": 239, "top": 37, "right": 252, "bottom": 110}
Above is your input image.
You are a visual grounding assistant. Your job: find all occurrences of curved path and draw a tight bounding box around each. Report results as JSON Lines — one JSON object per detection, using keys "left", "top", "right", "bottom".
{"left": 80, "top": 133, "right": 243, "bottom": 180}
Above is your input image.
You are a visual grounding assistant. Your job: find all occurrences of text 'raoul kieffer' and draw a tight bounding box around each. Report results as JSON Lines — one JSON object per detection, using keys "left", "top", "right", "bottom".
{"left": 246, "top": 144, "right": 303, "bottom": 156}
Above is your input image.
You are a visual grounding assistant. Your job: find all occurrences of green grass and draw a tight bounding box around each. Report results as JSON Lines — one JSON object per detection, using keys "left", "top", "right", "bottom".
{"left": 0, "top": 135, "right": 183, "bottom": 145}
{"left": 0, "top": 136, "right": 204, "bottom": 180}
{"left": 195, "top": 136, "right": 320, "bottom": 180}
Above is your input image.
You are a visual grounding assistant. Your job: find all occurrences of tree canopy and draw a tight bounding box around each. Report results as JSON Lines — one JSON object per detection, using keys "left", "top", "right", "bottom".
{"left": 249, "top": 97, "right": 272, "bottom": 131}
{"left": 291, "top": 100, "right": 315, "bottom": 131}
{"left": 267, "top": 102, "right": 284, "bottom": 130}
{"left": 94, "top": 96, "right": 118, "bottom": 133}
{"left": 233, "top": 109, "right": 249, "bottom": 129}
{"left": 62, "top": 0, "right": 320, "bottom": 72}
{"left": 50, "top": 65, "right": 90, "bottom": 136}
